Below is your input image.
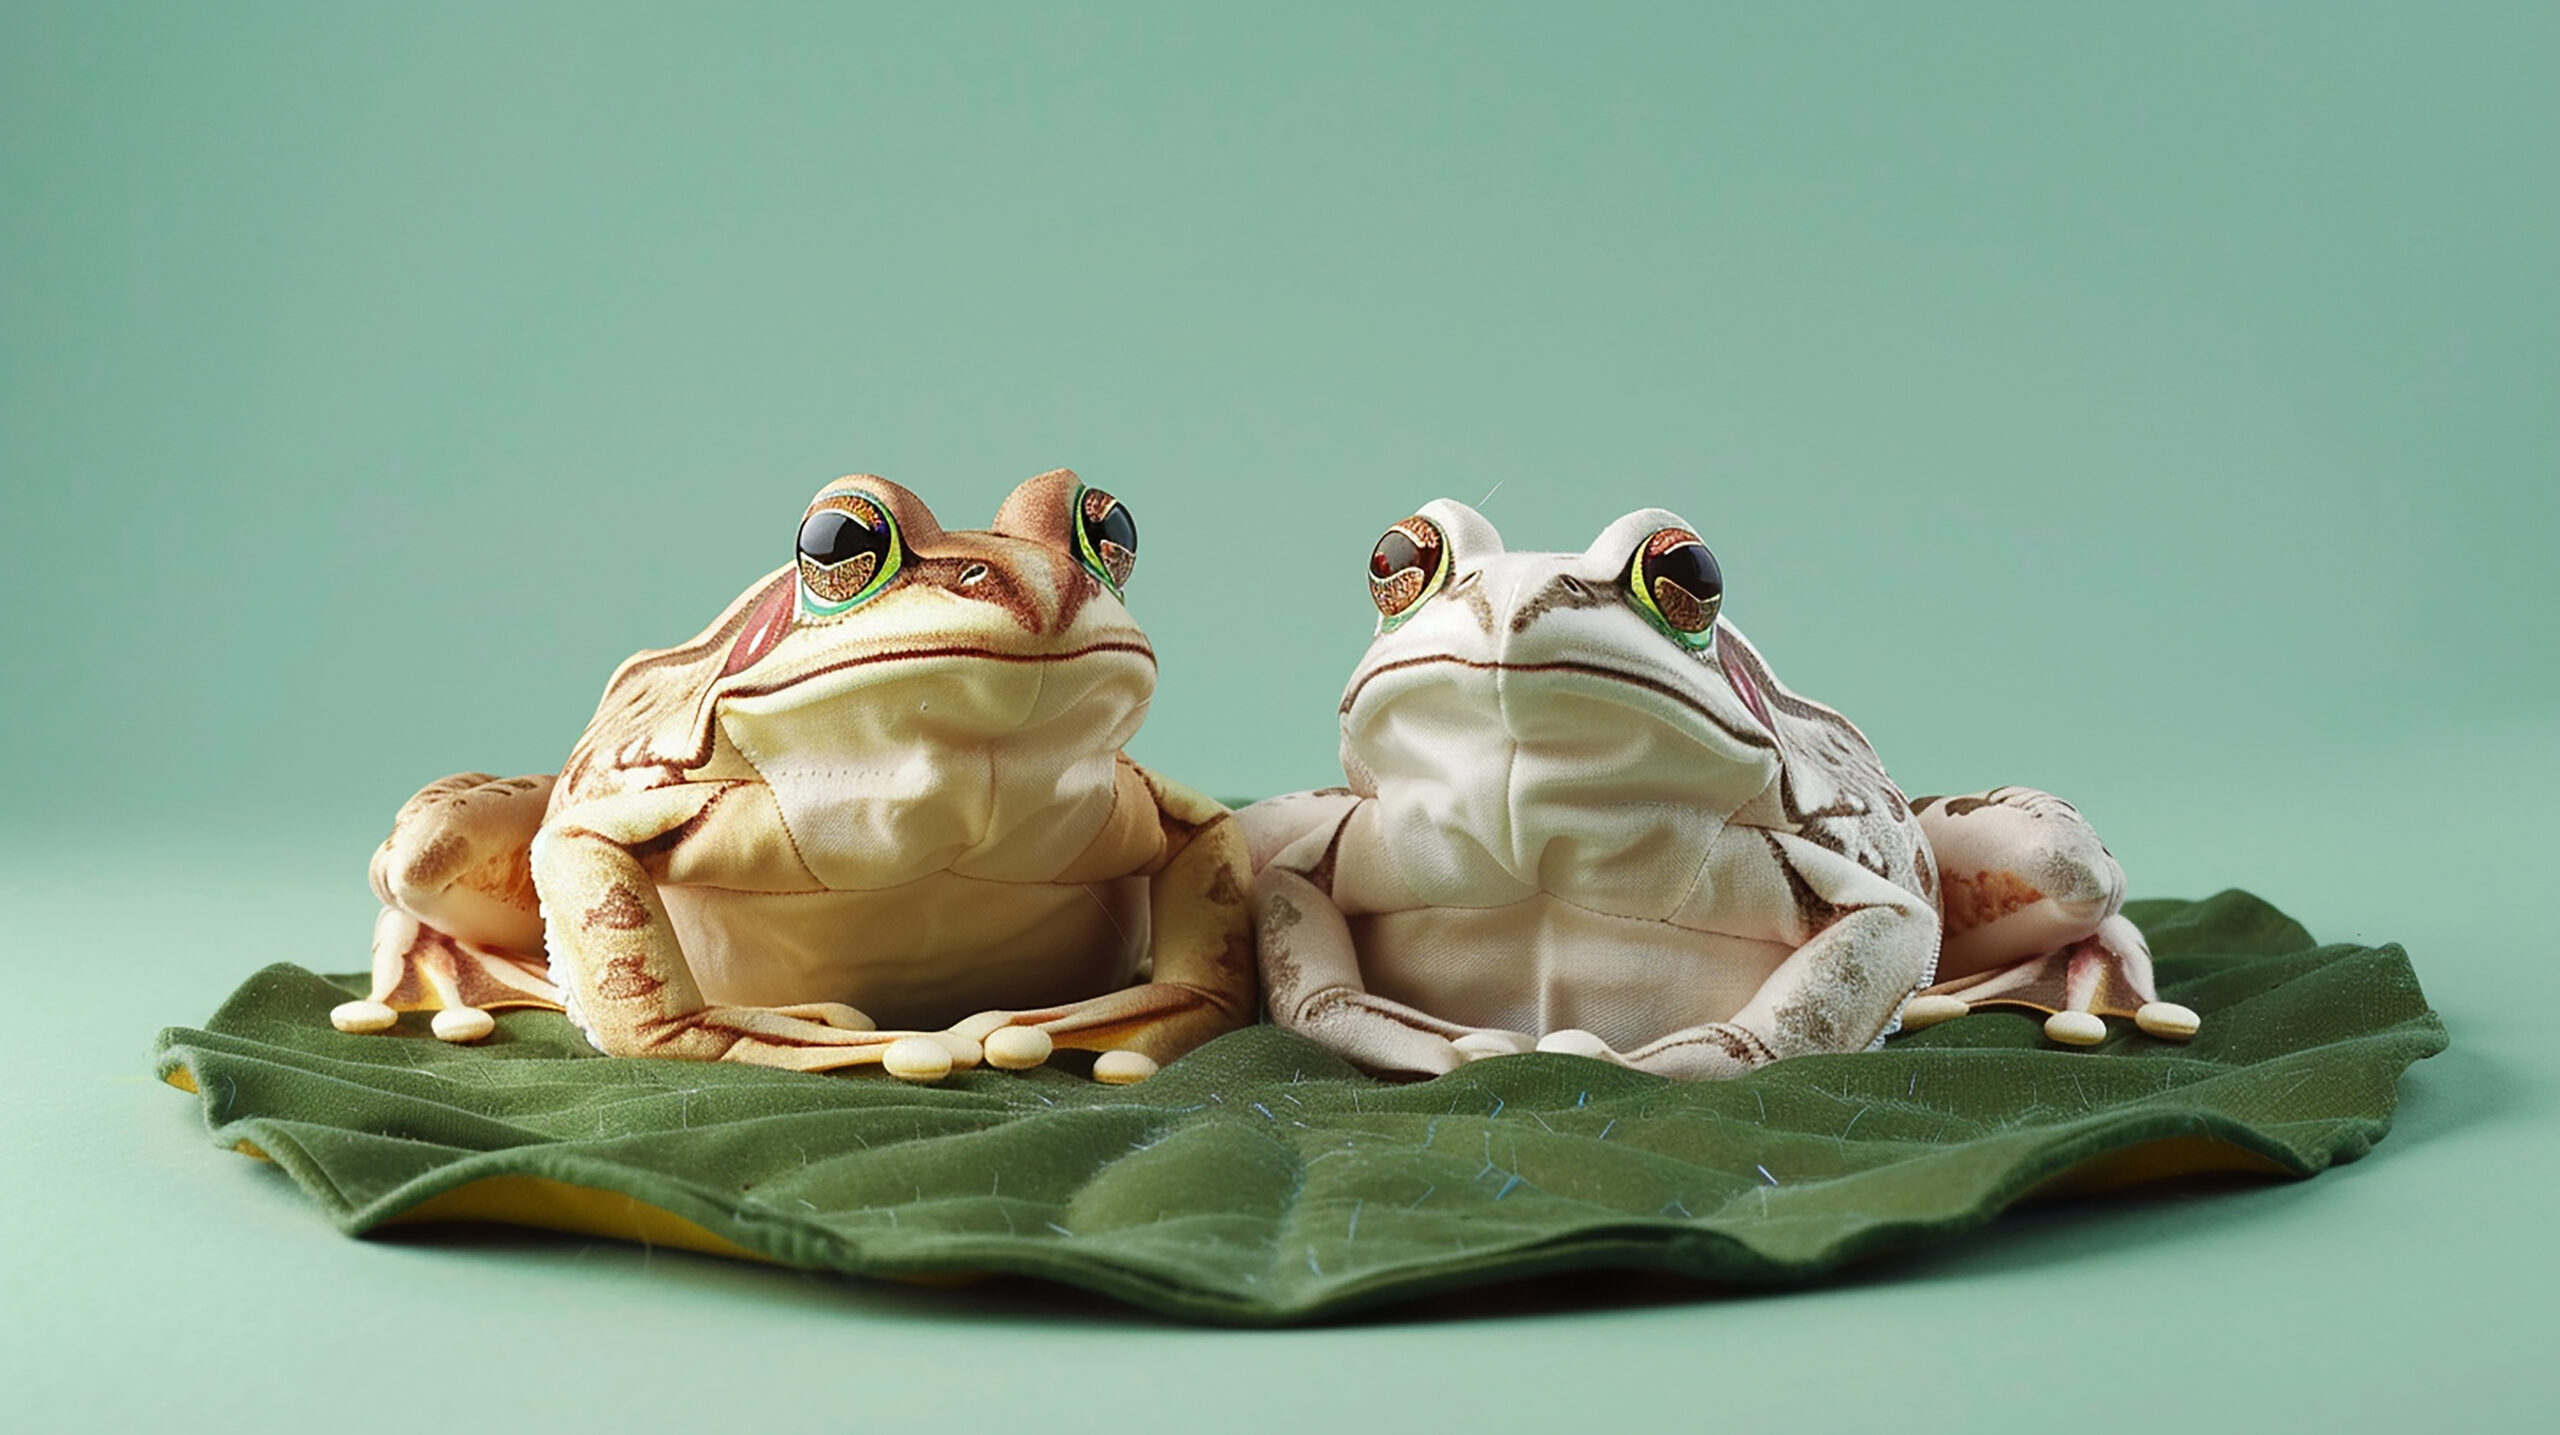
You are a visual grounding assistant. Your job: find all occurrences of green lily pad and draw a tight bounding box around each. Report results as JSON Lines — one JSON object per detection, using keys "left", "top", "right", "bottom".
{"left": 153, "top": 890, "right": 2444, "bottom": 1324}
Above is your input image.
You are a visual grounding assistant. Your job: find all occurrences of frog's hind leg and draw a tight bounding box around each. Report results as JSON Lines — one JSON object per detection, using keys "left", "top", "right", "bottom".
{"left": 1902, "top": 787, "right": 2199, "bottom": 1046}
{"left": 331, "top": 772, "right": 565, "bottom": 1042}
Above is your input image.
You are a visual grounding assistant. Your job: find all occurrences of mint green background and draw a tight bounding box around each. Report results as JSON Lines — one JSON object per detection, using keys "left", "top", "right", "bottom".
{"left": 3, "top": 1, "right": 2551, "bottom": 1428}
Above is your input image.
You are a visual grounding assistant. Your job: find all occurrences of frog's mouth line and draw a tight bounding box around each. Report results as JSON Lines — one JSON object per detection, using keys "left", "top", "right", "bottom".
{"left": 718, "top": 639, "right": 1157, "bottom": 702}
{"left": 1340, "top": 655, "right": 1773, "bottom": 752}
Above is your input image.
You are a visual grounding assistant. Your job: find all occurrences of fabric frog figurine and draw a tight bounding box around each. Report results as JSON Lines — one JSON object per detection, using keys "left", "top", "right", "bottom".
{"left": 1238, "top": 499, "right": 2199, "bottom": 1080}
{"left": 332, "top": 471, "right": 1256, "bottom": 1084}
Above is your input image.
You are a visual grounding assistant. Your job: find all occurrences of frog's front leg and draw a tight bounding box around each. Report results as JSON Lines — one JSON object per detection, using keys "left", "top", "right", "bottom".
{"left": 1254, "top": 866, "right": 1504, "bottom": 1078}
{"left": 332, "top": 772, "right": 565, "bottom": 1042}
{"left": 953, "top": 772, "right": 1256, "bottom": 1084}
{"left": 1240, "top": 801, "right": 1532, "bottom": 1078}
{"left": 533, "top": 782, "right": 976, "bottom": 1082}
{"left": 1900, "top": 788, "right": 2199, "bottom": 1045}
{"left": 1581, "top": 827, "right": 1940, "bottom": 1079}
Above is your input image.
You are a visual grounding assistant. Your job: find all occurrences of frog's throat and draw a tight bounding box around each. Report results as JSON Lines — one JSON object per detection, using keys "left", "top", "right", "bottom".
{"left": 1340, "top": 655, "right": 1772, "bottom": 754}
{"left": 714, "top": 638, "right": 1158, "bottom": 703}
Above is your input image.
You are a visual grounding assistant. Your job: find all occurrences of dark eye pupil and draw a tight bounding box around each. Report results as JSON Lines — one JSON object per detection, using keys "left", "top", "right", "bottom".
{"left": 1372, "top": 530, "right": 1431, "bottom": 577}
{"left": 1647, "top": 541, "right": 1721, "bottom": 603}
{"left": 1076, "top": 487, "right": 1139, "bottom": 591}
{"left": 1082, "top": 495, "right": 1138, "bottom": 559}
{"left": 799, "top": 508, "right": 888, "bottom": 567}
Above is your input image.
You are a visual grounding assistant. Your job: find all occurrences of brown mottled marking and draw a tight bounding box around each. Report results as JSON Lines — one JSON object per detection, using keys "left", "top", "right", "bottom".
{"left": 1452, "top": 572, "right": 1496, "bottom": 635}
{"left": 1773, "top": 988, "right": 1848, "bottom": 1051}
{"left": 1304, "top": 816, "right": 1351, "bottom": 896}
{"left": 401, "top": 833, "right": 472, "bottom": 891}
{"left": 1146, "top": 770, "right": 1203, "bottom": 846}
{"left": 459, "top": 843, "right": 539, "bottom": 913}
{"left": 1729, "top": 1025, "right": 1779, "bottom": 1065}
{"left": 1258, "top": 891, "right": 1305, "bottom": 991}
{"left": 1939, "top": 787, "right": 2052, "bottom": 820}
{"left": 1204, "top": 862, "right": 1246, "bottom": 907}
{"left": 1215, "top": 929, "right": 1255, "bottom": 981}
{"left": 596, "top": 954, "right": 665, "bottom": 1002}
{"left": 584, "top": 884, "right": 655, "bottom": 932}
{"left": 1763, "top": 830, "right": 1852, "bottom": 933}
{"left": 1506, "top": 572, "right": 1617, "bottom": 633}
{"left": 1942, "top": 869, "right": 2045, "bottom": 935}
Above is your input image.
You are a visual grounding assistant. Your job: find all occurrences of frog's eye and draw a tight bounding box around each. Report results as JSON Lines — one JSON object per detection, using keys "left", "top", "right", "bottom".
{"left": 1073, "top": 485, "right": 1138, "bottom": 597}
{"left": 797, "top": 492, "right": 903, "bottom": 613}
{"left": 1368, "top": 516, "right": 1450, "bottom": 628}
{"left": 1624, "top": 526, "right": 1722, "bottom": 650}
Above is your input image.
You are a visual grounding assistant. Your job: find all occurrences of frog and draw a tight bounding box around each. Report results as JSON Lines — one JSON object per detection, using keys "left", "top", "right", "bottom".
{"left": 1237, "top": 498, "right": 2198, "bottom": 1079}
{"left": 329, "top": 470, "right": 1257, "bottom": 1085}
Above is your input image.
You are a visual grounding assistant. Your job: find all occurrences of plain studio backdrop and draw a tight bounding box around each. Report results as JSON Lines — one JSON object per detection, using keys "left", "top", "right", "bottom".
{"left": 3, "top": 3, "right": 2552, "bottom": 1430}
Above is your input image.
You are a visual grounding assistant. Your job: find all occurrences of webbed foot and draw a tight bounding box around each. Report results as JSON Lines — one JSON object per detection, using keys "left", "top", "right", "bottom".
{"left": 1920, "top": 918, "right": 2200, "bottom": 1048}
{"left": 694, "top": 1012, "right": 981, "bottom": 1081}
{"left": 334, "top": 909, "right": 560, "bottom": 1042}
{"left": 345, "top": 773, "right": 563, "bottom": 1042}
{"left": 1913, "top": 788, "right": 2201, "bottom": 1049}
{"left": 1898, "top": 994, "right": 1972, "bottom": 1031}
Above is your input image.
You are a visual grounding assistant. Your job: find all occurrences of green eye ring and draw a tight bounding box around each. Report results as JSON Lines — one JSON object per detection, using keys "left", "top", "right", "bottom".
{"left": 1072, "top": 484, "right": 1138, "bottom": 598}
{"left": 797, "top": 491, "right": 904, "bottom": 614}
{"left": 1624, "top": 526, "right": 1722, "bottom": 651}
{"left": 1369, "top": 515, "right": 1450, "bottom": 631}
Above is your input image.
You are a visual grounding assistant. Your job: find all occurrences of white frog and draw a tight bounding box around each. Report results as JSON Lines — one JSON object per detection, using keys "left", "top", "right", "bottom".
{"left": 1238, "top": 499, "right": 2198, "bottom": 1079}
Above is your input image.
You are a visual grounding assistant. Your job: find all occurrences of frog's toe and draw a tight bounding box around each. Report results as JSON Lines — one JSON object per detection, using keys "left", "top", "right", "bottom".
{"left": 982, "top": 1026, "right": 1054, "bottom": 1071}
{"left": 431, "top": 1006, "right": 497, "bottom": 1043}
{"left": 330, "top": 999, "right": 399, "bottom": 1035}
{"left": 2043, "top": 1010, "right": 2108, "bottom": 1047}
{"left": 1454, "top": 1030, "right": 1537, "bottom": 1060}
{"left": 1898, "top": 994, "right": 1972, "bottom": 1031}
{"left": 1092, "top": 1050, "right": 1160, "bottom": 1085}
{"left": 882, "top": 1036, "right": 957, "bottom": 1083}
{"left": 1535, "top": 1028, "right": 1617, "bottom": 1060}
{"left": 2135, "top": 1001, "right": 2201, "bottom": 1041}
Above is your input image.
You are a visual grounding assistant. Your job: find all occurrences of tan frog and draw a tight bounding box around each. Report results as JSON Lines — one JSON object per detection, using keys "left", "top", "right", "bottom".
{"left": 331, "top": 471, "right": 1255, "bottom": 1084}
{"left": 1241, "top": 500, "right": 2198, "bottom": 1079}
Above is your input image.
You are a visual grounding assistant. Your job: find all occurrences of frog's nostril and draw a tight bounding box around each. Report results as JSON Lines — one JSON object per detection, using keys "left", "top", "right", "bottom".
{"left": 959, "top": 563, "right": 990, "bottom": 586}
